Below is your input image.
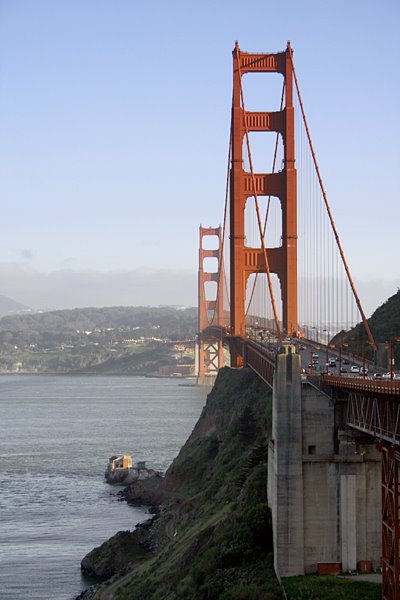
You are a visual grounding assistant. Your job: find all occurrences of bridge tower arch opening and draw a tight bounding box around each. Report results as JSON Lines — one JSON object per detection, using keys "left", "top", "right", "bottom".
{"left": 245, "top": 272, "right": 282, "bottom": 336}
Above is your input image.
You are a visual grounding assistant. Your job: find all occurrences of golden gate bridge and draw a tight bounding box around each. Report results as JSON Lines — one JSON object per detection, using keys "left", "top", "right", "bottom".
{"left": 197, "top": 42, "right": 400, "bottom": 600}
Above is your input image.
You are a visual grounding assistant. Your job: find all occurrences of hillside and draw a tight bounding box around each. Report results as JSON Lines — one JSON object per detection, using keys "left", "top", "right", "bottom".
{"left": 0, "top": 294, "right": 29, "bottom": 318}
{"left": 85, "top": 367, "right": 281, "bottom": 599}
{"left": 0, "top": 306, "right": 197, "bottom": 374}
{"left": 332, "top": 288, "right": 400, "bottom": 360}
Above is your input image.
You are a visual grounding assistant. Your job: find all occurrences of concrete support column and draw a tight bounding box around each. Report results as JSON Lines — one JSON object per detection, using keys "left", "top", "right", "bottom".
{"left": 340, "top": 474, "right": 357, "bottom": 571}
{"left": 268, "top": 344, "right": 304, "bottom": 577}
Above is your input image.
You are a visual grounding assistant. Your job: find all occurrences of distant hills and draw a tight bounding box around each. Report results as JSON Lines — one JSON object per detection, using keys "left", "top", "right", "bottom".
{"left": 0, "top": 294, "right": 29, "bottom": 318}
{"left": 1, "top": 288, "right": 399, "bottom": 374}
{"left": 0, "top": 305, "right": 197, "bottom": 342}
{"left": 0, "top": 305, "right": 197, "bottom": 374}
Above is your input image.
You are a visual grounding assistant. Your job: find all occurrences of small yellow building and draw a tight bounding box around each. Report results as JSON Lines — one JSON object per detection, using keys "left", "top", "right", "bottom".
{"left": 111, "top": 455, "right": 132, "bottom": 470}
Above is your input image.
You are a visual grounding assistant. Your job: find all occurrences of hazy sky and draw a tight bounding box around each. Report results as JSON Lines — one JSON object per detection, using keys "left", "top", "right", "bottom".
{"left": 0, "top": 0, "right": 398, "bottom": 314}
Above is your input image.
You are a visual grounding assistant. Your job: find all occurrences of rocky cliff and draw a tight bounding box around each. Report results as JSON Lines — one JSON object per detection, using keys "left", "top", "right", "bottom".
{"left": 82, "top": 367, "right": 283, "bottom": 600}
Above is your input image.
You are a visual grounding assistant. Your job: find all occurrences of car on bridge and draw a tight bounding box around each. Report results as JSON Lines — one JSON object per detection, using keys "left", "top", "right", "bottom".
{"left": 382, "top": 372, "right": 400, "bottom": 380}
{"left": 373, "top": 373, "right": 383, "bottom": 379}
{"left": 350, "top": 365, "right": 360, "bottom": 374}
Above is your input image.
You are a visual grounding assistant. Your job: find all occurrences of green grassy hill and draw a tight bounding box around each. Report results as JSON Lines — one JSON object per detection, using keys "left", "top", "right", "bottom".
{"left": 332, "top": 288, "right": 400, "bottom": 360}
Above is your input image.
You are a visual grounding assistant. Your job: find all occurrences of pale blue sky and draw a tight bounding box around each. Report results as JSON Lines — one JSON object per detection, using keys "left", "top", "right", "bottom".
{"left": 0, "top": 0, "right": 398, "bottom": 312}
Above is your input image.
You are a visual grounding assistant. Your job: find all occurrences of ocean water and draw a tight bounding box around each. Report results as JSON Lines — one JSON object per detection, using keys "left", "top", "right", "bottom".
{"left": 0, "top": 375, "right": 208, "bottom": 600}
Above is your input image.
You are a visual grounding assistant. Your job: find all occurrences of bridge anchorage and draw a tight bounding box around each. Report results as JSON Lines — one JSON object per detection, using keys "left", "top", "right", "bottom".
{"left": 197, "top": 41, "right": 400, "bottom": 600}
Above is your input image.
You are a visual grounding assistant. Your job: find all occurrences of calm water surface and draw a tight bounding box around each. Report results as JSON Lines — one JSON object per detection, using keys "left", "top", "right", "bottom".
{"left": 0, "top": 375, "right": 208, "bottom": 600}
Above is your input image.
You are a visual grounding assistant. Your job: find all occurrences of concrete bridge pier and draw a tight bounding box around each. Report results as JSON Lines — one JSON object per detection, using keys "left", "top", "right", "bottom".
{"left": 268, "top": 345, "right": 381, "bottom": 578}
{"left": 268, "top": 344, "right": 304, "bottom": 577}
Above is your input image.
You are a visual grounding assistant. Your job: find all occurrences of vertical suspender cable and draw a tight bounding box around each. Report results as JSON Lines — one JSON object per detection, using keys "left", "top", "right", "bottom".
{"left": 216, "top": 106, "right": 233, "bottom": 329}
{"left": 289, "top": 53, "right": 376, "bottom": 350}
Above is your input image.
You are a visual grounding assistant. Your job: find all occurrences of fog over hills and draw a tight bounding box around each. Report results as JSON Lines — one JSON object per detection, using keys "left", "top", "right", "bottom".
{"left": 0, "top": 265, "right": 197, "bottom": 311}
{"left": 0, "top": 263, "right": 397, "bottom": 318}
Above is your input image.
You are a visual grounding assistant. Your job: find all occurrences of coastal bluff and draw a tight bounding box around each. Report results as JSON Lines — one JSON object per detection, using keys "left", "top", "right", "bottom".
{"left": 81, "top": 367, "right": 283, "bottom": 599}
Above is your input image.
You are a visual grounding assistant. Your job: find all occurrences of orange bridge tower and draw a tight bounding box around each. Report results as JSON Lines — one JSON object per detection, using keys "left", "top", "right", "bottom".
{"left": 230, "top": 42, "right": 297, "bottom": 351}
{"left": 197, "top": 226, "right": 224, "bottom": 384}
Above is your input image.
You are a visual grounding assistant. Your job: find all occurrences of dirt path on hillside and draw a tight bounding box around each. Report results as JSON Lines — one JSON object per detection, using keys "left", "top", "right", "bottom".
{"left": 93, "top": 559, "right": 154, "bottom": 600}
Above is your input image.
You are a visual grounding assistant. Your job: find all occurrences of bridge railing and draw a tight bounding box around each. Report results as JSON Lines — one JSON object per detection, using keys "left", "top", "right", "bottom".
{"left": 320, "top": 375, "right": 400, "bottom": 397}
{"left": 245, "top": 339, "right": 276, "bottom": 388}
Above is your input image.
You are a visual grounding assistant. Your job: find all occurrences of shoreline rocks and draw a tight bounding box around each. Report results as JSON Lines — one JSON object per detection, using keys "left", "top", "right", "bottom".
{"left": 119, "top": 472, "right": 166, "bottom": 510}
{"left": 80, "top": 518, "right": 155, "bottom": 581}
{"left": 75, "top": 585, "right": 98, "bottom": 600}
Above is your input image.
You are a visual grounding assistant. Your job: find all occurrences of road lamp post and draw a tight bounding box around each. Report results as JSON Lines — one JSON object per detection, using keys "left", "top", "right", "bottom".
{"left": 308, "top": 345, "right": 320, "bottom": 375}
{"left": 325, "top": 343, "right": 335, "bottom": 369}
{"left": 338, "top": 342, "right": 348, "bottom": 377}
{"left": 311, "top": 325, "right": 318, "bottom": 344}
{"left": 362, "top": 346, "right": 366, "bottom": 378}
{"left": 258, "top": 331, "right": 264, "bottom": 348}
{"left": 389, "top": 338, "right": 400, "bottom": 380}
{"left": 361, "top": 340, "right": 374, "bottom": 378}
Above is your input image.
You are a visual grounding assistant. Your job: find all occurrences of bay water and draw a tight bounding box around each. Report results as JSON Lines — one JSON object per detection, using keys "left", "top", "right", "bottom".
{"left": 0, "top": 375, "right": 208, "bottom": 600}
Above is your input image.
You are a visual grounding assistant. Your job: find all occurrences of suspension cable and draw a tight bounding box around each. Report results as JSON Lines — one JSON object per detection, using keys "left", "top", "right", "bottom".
{"left": 212, "top": 108, "right": 233, "bottom": 328}
{"left": 289, "top": 53, "right": 376, "bottom": 351}
{"left": 236, "top": 50, "right": 282, "bottom": 339}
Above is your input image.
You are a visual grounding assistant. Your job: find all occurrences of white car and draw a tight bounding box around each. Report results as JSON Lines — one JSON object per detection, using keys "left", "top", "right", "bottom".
{"left": 350, "top": 365, "right": 360, "bottom": 374}
{"left": 382, "top": 372, "right": 400, "bottom": 380}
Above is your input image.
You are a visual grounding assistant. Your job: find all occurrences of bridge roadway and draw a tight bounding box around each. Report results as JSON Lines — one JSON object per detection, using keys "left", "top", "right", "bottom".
{"left": 243, "top": 334, "right": 400, "bottom": 452}
{"left": 229, "top": 333, "right": 400, "bottom": 391}
{"left": 201, "top": 325, "right": 400, "bottom": 443}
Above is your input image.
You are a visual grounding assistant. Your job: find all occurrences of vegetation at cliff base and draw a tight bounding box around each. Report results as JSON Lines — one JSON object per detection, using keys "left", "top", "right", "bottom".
{"left": 282, "top": 574, "right": 381, "bottom": 600}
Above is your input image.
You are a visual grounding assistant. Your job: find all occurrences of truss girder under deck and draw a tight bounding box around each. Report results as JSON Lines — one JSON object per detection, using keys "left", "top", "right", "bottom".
{"left": 380, "top": 444, "right": 400, "bottom": 600}
{"left": 346, "top": 392, "right": 400, "bottom": 600}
